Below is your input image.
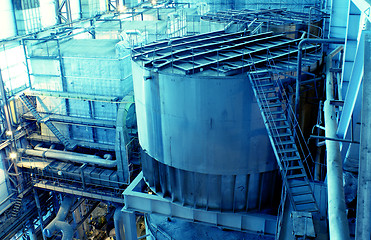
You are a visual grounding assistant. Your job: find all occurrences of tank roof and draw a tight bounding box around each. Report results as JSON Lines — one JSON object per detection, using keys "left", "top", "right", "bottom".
{"left": 131, "top": 30, "right": 322, "bottom": 76}
{"left": 201, "top": 8, "right": 323, "bottom": 26}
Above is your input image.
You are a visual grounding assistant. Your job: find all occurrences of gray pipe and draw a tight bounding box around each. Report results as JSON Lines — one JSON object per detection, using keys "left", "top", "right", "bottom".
{"left": 324, "top": 50, "right": 350, "bottom": 240}
{"left": 44, "top": 196, "right": 74, "bottom": 240}
{"left": 18, "top": 148, "right": 116, "bottom": 168}
{"left": 295, "top": 38, "right": 345, "bottom": 114}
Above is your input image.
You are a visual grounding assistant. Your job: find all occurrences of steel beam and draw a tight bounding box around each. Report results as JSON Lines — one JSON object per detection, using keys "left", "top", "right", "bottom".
{"left": 341, "top": 1, "right": 362, "bottom": 99}
{"left": 34, "top": 181, "right": 124, "bottom": 203}
{"left": 123, "top": 172, "right": 277, "bottom": 235}
{"left": 352, "top": 0, "right": 371, "bottom": 22}
{"left": 355, "top": 19, "right": 371, "bottom": 240}
{"left": 328, "top": 0, "right": 349, "bottom": 40}
{"left": 337, "top": 30, "right": 364, "bottom": 139}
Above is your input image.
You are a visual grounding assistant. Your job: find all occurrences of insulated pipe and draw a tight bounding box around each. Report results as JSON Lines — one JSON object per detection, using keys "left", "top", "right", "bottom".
{"left": 33, "top": 146, "right": 102, "bottom": 158}
{"left": 295, "top": 38, "right": 345, "bottom": 114}
{"left": 324, "top": 50, "right": 350, "bottom": 240}
{"left": 44, "top": 196, "right": 74, "bottom": 240}
{"left": 18, "top": 148, "right": 117, "bottom": 168}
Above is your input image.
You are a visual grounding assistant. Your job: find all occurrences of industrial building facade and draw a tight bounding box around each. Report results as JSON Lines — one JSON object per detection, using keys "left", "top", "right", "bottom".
{"left": 0, "top": 0, "right": 369, "bottom": 239}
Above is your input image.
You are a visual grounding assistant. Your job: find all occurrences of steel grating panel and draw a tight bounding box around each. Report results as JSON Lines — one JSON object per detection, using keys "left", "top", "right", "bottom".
{"left": 132, "top": 31, "right": 321, "bottom": 76}
{"left": 201, "top": 8, "right": 323, "bottom": 27}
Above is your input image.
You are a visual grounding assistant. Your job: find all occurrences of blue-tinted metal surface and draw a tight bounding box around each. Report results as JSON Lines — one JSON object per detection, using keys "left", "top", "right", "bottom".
{"left": 133, "top": 62, "right": 276, "bottom": 175}
{"left": 340, "top": 1, "right": 362, "bottom": 98}
{"left": 123, "top": 172, "right": 277, "bottom": 235}
{"left": 337, "top": 31, "right": 364, "bottom": 139}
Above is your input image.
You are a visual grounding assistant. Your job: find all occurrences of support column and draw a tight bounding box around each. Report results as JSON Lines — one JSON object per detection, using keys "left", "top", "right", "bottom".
{"left": 33, "top": 189, "right": 47, "bottom": 240}
{"left": 114, "top": 207, "right": 125, "bottom": 240}
{"left": 355, "top": 20, "right": 371, "bottom": 240}
{"left": 73, "top": 205, "right": 85, "bottom": 239}
{"left": 122, "top": 210, "right": 137, "bottom": 240}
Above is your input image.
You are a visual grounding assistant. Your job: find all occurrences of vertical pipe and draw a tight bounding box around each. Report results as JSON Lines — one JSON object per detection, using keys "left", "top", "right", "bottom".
{"left": 324, "top": 51, "right": 350, "bottom": 240}
{"left": 355, "top": 21, "right": 371, "bottom": 240}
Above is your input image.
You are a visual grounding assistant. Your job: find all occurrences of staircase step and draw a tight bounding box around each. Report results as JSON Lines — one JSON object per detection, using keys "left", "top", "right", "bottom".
{"left": 265, "top": 96, "right": 279, "bottom": 101}
{"left": 273, "top": 132, "right": 292, "bottom": 137}
{"left": 265, "top": 110, "right": 284, "bottom": 115}
{"left": 254, "top": 76, "right": 271, "bottom": 81}
{"left": 291, "top": 190, "right": 312, "bottom": 197}
{"left": 258, "top": 83, "right": 275, "bottom": 88}
{"left": 271, "top": 117, "right": 287, "bottom": 122}
{"left": 272, "top": 124, "right": 289, "bottom": 130}
{"left": 277, "top": 148, "right": 298, "bottom": 155}
{"left": 262, "top": 102, "right": 282, "bottom": 108}
{"left": 286, "top": 173, "right": 307, "bottom": 179}
{"left": 294, "top": 199, "right": 316, "bottom": 206}
{"left": 283, "top": 156, "right": 301, "bottom": 162}
{"left": 275, "top": 141, "right": 295, "bottom": 147}
{"left": 257, "top": 89, "right": 276, "bottom": 94}
{"left": 286, "top": 165, "right": 303, "bottom": 171}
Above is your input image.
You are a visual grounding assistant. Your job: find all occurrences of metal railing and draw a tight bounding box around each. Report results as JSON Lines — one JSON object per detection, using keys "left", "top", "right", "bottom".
{"left": 265, "top": 50, "right": 316, "bottom": 180}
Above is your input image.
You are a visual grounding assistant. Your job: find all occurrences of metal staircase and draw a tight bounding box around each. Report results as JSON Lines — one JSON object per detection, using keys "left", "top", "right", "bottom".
{"left": 19, "top": 93, "right": 76, "bottom": 150}
{"left": 248, "top": 56, "right": 318, "bottom": 212}
{"left": 9, "top": 196, "right": 23, "bottom": 218}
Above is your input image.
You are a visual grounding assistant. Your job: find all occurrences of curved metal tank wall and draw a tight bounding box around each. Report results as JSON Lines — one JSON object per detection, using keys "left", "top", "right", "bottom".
{"left": 0, "top": 0, "right": 17, "bottom": 39}
{"left": 132, "top": 62, "right": 280, "bottom": 212}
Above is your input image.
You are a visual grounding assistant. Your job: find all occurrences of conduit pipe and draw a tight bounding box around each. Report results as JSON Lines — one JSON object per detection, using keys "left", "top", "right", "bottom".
{"left": 18, "top": 148, "right": 116, "bottom": 168}
{"left": 43, "top": 196, "right": 74, "bottom": 240}
{"left": 324, "top": 47, "right": 350, "bottom": 240}
{"left": 295, "top": 38, "right": 345, "bottom": 114}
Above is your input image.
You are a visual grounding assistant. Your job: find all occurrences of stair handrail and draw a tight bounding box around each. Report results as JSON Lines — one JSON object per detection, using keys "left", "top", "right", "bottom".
{"left": 265, "top": 49, "right": 316, "bottom": 181}
{"left": 246, "top": 53, "right": 290, "bottom": 177}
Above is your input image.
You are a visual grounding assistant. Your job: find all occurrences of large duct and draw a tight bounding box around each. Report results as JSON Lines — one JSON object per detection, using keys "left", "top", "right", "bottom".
{"left": 44, "top": 196, "right": 74, "bottom": 240}
{"left": 18, "top": 148, "right": 117, "bottom": 168}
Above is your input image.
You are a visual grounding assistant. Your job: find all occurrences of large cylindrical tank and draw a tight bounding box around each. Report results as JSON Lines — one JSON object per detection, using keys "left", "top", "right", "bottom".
{"left": 132, "top": 56, "right": 280, "bottom": 212}
{"left": 0, "top": 0, "right": 17, "bottom": 39}
{"left": 39, "top": 0, "right": 57, "bottom": 28}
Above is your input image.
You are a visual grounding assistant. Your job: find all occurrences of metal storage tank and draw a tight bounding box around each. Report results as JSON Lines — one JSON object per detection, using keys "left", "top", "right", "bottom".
{"left": 0, "top": 0, "right": 17, "bottom": 39}
{"left": 130, "top": 31, "right": 291, "bottom": 212}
